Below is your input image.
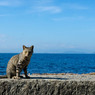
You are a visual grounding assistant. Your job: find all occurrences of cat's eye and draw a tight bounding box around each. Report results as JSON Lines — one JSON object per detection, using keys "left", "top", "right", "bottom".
{"left": 25, "top": 51, "right": 27, "bottom": 54}
{"left": 29, "top": 52, "right": 31, "bottom": 55}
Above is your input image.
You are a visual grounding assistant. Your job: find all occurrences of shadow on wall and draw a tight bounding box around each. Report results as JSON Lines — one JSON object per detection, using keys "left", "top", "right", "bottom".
{"left": 23, "top": 77, "right": 68, "bottom": 80}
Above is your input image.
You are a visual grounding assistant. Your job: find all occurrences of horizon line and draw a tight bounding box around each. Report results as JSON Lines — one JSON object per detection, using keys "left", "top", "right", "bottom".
{"left": 0, "top": 52, "right": 95, "bottom": 54}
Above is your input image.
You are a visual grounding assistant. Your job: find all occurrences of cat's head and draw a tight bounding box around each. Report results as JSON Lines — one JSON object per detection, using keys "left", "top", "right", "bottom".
{"left": 22, "top": 45, "right": 34, "bottom": 58}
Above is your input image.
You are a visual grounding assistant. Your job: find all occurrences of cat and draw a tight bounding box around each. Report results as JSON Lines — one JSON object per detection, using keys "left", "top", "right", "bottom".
{"left": 0, "top": 45, "right": 34, "bottom": 79}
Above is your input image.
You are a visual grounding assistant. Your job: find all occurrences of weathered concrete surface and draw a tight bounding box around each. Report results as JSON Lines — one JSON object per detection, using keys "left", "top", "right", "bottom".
{"left": 0, "top": 75, "right": 95, "bottom": 95}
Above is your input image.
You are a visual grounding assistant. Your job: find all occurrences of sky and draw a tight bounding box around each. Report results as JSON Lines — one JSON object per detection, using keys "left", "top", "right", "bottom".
{"left": 0, "top": 0, "right": 95, "bottom": 53}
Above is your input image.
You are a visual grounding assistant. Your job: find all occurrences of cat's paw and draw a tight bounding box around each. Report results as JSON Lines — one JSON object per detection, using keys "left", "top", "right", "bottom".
{"left": 12, "top": 76, "right": 21, "bottom": 79}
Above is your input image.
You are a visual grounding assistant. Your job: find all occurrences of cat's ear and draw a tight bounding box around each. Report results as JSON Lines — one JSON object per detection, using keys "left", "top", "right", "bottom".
{"left": 23, "top": 45, "right": 26, "bottom": 50}
{"left": 31, "top": 45, "right": 34, "bottom": 50}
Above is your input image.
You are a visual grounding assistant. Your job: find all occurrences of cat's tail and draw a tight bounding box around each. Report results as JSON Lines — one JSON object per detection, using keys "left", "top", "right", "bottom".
{"left": 0, "top": 75, "right": 7, "bottom": 78}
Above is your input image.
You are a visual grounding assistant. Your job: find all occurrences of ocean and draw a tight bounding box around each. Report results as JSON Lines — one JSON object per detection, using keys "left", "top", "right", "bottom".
{"left": 0, "top": 53, "right": 95, "bottom": 75}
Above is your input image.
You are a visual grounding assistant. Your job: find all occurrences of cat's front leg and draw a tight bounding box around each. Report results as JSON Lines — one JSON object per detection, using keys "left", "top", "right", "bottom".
{"left": 14, "top": 64, "right": 22, "bottom": 79}
{"left": 23, "top": 66, "right": 30, "bottom": 78}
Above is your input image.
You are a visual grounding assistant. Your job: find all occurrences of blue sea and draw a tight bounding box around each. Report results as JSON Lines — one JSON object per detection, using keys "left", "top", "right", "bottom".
{"left": 0, "top": 53, "right": 95, "bottom": 75}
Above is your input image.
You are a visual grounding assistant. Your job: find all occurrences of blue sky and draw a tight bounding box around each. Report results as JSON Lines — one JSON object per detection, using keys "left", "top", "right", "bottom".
{"left": 0, "top": 0, "right": 95, "bottom": 53}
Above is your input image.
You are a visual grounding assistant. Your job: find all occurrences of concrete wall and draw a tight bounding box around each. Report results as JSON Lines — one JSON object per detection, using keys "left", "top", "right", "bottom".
{"left": 0, "top": 79, "right": 95, "bottom": 95}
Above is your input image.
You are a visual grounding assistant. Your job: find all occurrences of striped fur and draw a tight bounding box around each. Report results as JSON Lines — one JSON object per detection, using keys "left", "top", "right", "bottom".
{"left": 6, "top": 45, "right": 34, "bottom": 79}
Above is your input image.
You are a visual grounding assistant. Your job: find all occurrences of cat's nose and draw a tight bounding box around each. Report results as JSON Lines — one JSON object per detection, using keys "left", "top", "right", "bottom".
{"left": 25, "top": 53, "right": 28, "bottom": 56}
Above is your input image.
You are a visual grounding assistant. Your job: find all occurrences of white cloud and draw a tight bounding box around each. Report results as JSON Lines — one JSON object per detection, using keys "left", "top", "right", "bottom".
{"left": 31, "top": 0, "right": 53, "bottom": 5}
{"left": 28, "top": 0, "right": 62, "bottom": 14}
{"left": 0, "top": 1, "right": 9, "bottom": 6}
{"left": 0, "top": 0, "right": 22, "bottom": 7}
{"left": 33, "top": 6, "right": 62, "bottom": 14}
